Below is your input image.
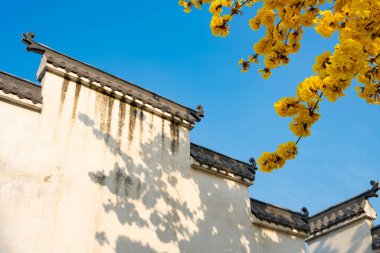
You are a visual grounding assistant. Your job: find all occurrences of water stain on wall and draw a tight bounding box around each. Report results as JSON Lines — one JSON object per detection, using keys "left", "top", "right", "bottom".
{"left": 149, "top": 113, "right": 154, "bottom": 141}
{"left": 170, "top": 121, "right": 180, "bottom": 154}
{"left": 161, "top": 119, "right": 166, "bottom": 149}
{"left": 105, "top": 97, "right": 114, "bottom": 142}
{"left": 71, "top": 81, "right": 81, "bottom": 121}
{"left": 95, "top": 92, "right": 107, "bottom": 132}
{"left": 139, "top": 111, "right": 144, "bottom": 144}
{"left": 95, "top": 92, "right": 114, "bottom": 136}
{"left": 128, "top": 105, "right": 137, "bottom": 145}
{"left": 59, "top": 78, "right": 70, "bottom": 113}
{"left": 117, "top": 101, "right": 126, "bottom": 150}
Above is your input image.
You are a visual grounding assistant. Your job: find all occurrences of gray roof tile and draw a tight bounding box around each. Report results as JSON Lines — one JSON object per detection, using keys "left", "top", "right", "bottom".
{"left": 21, "top": 32, "right": 203, "bottom": 125}
{"left": 309, "top": 181, "right": 379, "bottom": 235}
{"left": 190, "top": 143, "right": 256, "bottom": 182}
{"left": 373, "top": 225, "right": 380, "bottom": 250}
{"left": 0, "top": 71, "right": 42, "bottom": 104}
{"left": 250, "top": 198, "right": 310, "bottom": 233}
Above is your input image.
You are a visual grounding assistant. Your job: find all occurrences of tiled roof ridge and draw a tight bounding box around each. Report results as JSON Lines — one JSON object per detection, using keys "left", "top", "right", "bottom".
{"left": 250, "top": 198, "right": 310, "bottom": 233}
{"left": 310, "top": 180, "right": 379, "bottom": 219}
{"left": 308, "top": 180, "right": 379, "bottom": 235}
{"left": 190, "top": 142, "right": 254, "bottom": 168}
{"left": 21, "top": 32, "right": 204, "bottom": 126}
{"left": 190, "top": 143, "right": 257, "bottom": 182}
{"left": 250, "top": 198, "right": 308, "bottom": 217}
{"left": 373, "top": 224, "right": 380, "bottom": 250}
{"left": 0, "top": 70, "right": 42, "bottom": 104}
{"left": 0, "top": 71, "right": 40, "bottom": 88}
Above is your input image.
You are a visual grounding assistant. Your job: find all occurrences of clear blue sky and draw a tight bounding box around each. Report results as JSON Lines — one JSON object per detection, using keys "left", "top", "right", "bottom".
{"left": 1, "top": 0, "right": 379, "bottom": 223}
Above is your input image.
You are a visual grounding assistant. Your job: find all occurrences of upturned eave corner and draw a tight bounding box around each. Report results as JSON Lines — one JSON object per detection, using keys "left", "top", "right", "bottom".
{"left": 365, "top": 180, "right": 379, "bottom": 199}
{"left": 22, "top": 32, "right": 46, "bottom": 55}
{"left": 190, "top": 104, "right": 204, "bottom": 123}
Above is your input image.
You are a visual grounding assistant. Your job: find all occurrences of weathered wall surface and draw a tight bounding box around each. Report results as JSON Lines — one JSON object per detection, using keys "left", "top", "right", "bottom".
{"left": 0, "top": 66, "right": 254, "bottom": 253}
{"left": 251, "top": 224, "right": 306, "bottom": 253}
{"left": 0, "top": 61, "right": 309, "bottom": 253}
{"left": 0, "top": 91, "right": 43, "bottom": 253}
{"left": 308, "top": 218, "right": 374, "bottom": 253}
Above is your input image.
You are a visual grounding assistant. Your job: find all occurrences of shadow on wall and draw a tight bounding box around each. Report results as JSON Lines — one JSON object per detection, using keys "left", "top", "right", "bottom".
{"left": 77, "top": 105, "right": 302, "bottom": 253}
{"left": 79, "top": 110, "right": 194, "bottom": 248}
{"left": 308, "top": 220, "right": 373, "bottom": 253}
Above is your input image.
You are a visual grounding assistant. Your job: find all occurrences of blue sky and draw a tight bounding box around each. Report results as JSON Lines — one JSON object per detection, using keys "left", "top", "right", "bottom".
{"left": 1, "top": 0, "right": 379, "bottom": 222}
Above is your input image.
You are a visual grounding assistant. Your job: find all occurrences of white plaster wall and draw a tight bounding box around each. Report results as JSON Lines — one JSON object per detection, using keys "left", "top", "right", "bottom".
{"left": 308, "top": 218, "right": 374, "bottom": 253}
{"left": 0, "top": 96, "right": 44, "bottom": 253}
{"left": 0, "top": 66, "right": 308, "bottom": 253}
{"left": 180, "top": 168, "right": 255, "bottom": 252}
{"left": 0, "top": 68, "right": 255, "bottom": 253}
{"left": 0, "top": 70, "right": 190, "bottom": 253}
{"left": 251, "top": 224, "right": 306, "bottom": 253}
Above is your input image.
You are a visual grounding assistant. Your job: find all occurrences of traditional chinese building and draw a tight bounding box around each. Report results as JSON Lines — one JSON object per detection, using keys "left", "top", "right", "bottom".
{"left": 0, "top": 33, "right": 378, "bottom": 253}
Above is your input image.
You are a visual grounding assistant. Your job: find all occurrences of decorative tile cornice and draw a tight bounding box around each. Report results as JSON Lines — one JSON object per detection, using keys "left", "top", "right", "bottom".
{"left": 373, "top": 225, "right": 380, "bottom": 250}
{"left": 22, "top": 32, "right": 203, "bottom": 128}
{"left": 309, "top": 180, "right": 379, "bottom": 235}
{"left": 250, "top": 198, "right": 310, "bottom": 233}
{"left": 190, "top": 143, "right": 256, "bottom": 183}
{"left": 0, "top": 71, "right": 42, "bottom": 105}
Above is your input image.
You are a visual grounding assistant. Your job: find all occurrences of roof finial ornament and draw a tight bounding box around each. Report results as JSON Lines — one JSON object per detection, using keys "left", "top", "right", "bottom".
{"left": 300, "top": 207, "right": 309, "bottom": 223}
{"left": 191, "top": 105, "right": 204, "bottom": 122}
{"left": 301, "top": 207, "right": 309, "bottom": 217}
{"left": 249, "top": 157, "right": 257, "bottom": 168}
{"left": 21, "top": 32, "right": 46, "bottom": 54}
{"left": 366, "top": 180, "right": 380, "bottom": 199}
{"left": 247, "top": 157, "right": 257, "bottom": 174}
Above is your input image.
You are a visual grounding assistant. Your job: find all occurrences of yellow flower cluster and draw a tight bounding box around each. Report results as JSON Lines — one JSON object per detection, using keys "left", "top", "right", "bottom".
{"left": 244, "top": 0, "right": 323, "bottom": 78}
{"left": 179, "top": 0, "right": 256, "bottom": 38}
{"left": 180, "top": 0, "right": 380, "bottom": 172}
{"left": 274, "top": 97, "right": 302, "bottom": 117}
{"left": 210, "top": 14, "right": 233, "bottom": 37}
{"left": 260, "top": 0, "right": 379, "bottom": 172}
{"left": 258, "top": 142, "right": 298, "bottom": 172}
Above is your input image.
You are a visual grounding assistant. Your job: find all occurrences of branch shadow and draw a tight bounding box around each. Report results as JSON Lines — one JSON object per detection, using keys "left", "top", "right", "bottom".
{"left": 77, "top": 102, "right": 308, "bottom": 253}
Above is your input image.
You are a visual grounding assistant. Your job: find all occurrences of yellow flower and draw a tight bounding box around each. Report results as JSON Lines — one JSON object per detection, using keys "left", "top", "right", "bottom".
{"left": 277, "top": 142, "right": 298, "bottom": 160}
{"left": 253, "top": 38, "right": 271, "bottom": 54}
{"left": 259, "top": 68, "right": 272, "bottom": 79}
{"left": 357, "top": 83, "right": 380, "bottom": 104}
{"left": 248, "top": 54, "right": 259, "bottom": 63}
{"left": 192, "top": 0, "right": 202, "bottom": 10}
{"left": 313, "top": 51, "right": 331, "bottom": 77}
{"left": 290, "top": 117, "right": 311, "bottom": 137}
{"left": 314, "top": 10, "right": 336, "bottom": 37}
{"left": 296, "top": 107, "right": 320, "bottom": 125}
{"left": 238, "top": 58, "right": 250, "bottom": 72}
{"left": 320, "top": 77, "right": 347, "bottom": 102}
{"left": 249, "top": 17, "right": 261, "bottom": 31}
{"left": 274, "top": 97, "right": 303, "bottom": 117}
{"left": 300, "top": 10, "right": 316, "bottom": 27}
{"left": 286, "top": 42, "right": 300, "bottom": 54}
{"left": 259, "top": 9, "right": 276, "bottom": 26}
{"left": 258, "top": 152, "right": 282, "bottom": 172}
{"left": 210, "top": 14, "right": 232, "bottom": 37}
{"left": 296, "top": 76, "right": 322, "bottom": 103}
{"left": 220, "top": 0, "right": 233, "bottom": 7}
{"left": 209, "top": 1, "right": 222, "bottom": 15}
